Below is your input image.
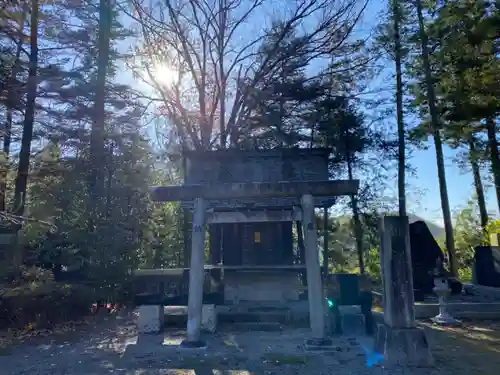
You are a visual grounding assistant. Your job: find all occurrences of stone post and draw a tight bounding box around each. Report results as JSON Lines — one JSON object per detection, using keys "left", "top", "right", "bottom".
{"left": 380, "top": 216, "right": 415, "bottom": 328}
{"left": 301, "top": 194, "right": 326, "bottom": 341}
{"left": 181, "top": 197, "right": 207, "bottom": 349}
{"left": 375, "top": 216, "right": 433, "bottom": 367}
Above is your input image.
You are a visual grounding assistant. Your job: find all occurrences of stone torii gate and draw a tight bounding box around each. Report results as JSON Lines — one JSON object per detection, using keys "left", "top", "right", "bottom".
{"left": 151, "top": 179, "right": 359, "bottom": 347}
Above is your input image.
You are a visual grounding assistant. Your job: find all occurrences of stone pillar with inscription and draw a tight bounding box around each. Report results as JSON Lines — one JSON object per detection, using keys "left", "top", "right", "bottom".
{"left": 375, "top": 216, "right": 433, "bottom": 366}
{"left": 181, "top": 197, "right": 207, "bottom": 349}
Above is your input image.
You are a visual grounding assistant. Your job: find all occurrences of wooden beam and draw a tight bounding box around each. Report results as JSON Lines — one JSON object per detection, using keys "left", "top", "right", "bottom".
{"left": 206, "top": 209, "right": 302, "bottom": 224}
{"left": 133, "top": 264, "right": 308, "bottom": 277}
{"left": 151, "top": 180, "right": 359, "bottom": 202}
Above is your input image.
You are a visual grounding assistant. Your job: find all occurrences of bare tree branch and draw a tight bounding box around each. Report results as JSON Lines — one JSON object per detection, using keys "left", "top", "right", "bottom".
{"left": 122, "top": 0, "right": 367, "bottom": 150}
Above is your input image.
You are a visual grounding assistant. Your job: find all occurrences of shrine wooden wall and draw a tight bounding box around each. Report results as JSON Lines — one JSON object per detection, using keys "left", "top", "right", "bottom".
{"left": 209, "top": 222, "right": 294, "bottom": 266}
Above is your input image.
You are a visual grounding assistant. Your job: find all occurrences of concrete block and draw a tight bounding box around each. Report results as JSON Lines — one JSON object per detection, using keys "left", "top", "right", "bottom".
{"left": 374, "top": 323, "right": 433, "bottom": 367}
{"left": 201, "top": 304, "right": 217, "bottom": 333}
{"left": 137, "top": 305, "right": 164, "bottom": 333}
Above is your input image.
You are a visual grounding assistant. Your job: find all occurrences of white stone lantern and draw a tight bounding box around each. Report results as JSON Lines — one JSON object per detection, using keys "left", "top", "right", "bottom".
{"left": 432, "top": 275, "right": 458, "bottom": 325}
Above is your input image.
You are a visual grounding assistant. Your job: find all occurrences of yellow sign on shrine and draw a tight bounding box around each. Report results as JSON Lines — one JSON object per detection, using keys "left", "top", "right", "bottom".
{"left": 254, "top": 231, "right": 261, "bottom": 243}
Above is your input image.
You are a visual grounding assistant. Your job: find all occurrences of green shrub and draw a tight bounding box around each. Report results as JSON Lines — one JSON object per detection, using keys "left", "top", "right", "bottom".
{"left": 0, "top": 281, "right": 95, "bottom": 329}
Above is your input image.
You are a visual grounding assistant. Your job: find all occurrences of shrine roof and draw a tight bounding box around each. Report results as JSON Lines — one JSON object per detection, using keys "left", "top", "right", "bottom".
{"left": 183, "top": 147, "right": 331, "bottom": 160}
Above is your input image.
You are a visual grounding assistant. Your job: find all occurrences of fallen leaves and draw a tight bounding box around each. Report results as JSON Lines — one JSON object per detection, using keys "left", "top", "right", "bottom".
{"left": 0, "top": 319, "right": 90, "bottom": 349}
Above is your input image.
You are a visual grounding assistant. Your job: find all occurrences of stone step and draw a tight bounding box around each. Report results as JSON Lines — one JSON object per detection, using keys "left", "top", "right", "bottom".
{"left": 221, "top": 322, "right": 284, "bottom": 331}
{"left": 218, "top": 308, "right": 292, "bottom": 324}
{"left": 163, "top": 305, "right": 293, "bottom": 327}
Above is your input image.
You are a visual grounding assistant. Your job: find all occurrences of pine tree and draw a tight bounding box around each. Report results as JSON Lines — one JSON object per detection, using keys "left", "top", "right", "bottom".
{"left": 413, "top": 0, "right": 458, "bottom": 276}
{"left": 13, "top": 0, "right": 39, "bottom": 217}
{"left": 392, "top": 0, "right": 406, "bottom": 217}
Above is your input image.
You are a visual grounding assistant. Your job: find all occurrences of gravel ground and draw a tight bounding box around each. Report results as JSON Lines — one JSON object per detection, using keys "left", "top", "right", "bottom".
{"left": 0, "top": 312, "right": 471, "bottom": 375}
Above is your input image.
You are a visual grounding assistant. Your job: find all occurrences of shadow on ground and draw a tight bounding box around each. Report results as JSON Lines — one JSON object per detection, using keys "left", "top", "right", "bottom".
{"left": 422, "top": 319, "right": 500, "bottom": 375}
{"left": 3, "top": 313, "right": 500, "bottom": 374}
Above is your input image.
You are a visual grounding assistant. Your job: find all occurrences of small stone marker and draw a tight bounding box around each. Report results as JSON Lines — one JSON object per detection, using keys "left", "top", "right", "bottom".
{"left": 137, "top": 305, "right": 164, "bottom": 334}
{"left": 374, "top": 216, "right": 433, "bottom": 367}
{"left": 201, "top": 304, "right": 217, "bottom": 333}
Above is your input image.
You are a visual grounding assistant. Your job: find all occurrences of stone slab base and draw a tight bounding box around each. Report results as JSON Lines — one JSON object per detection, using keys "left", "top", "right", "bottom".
{"left": 374, "top": 324, "right": 433, "bottom": 367}
{"left": 431, "top": 312, "right": 460, "bottom": 326}
{"left": 224, "top": 271, "right": 301, "bottom": 304}
{"left": 304, "top": 338, "right": 338, "bottom": 351}
{"left": 137, "top": 305, "right": 164, "bottom": 333}
{"left": 179, "top": 339, "right": 207, "bottom": 350}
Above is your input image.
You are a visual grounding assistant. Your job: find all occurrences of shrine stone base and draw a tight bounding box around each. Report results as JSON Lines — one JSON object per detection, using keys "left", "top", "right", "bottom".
{"left": 137, "top": 304, "right": 217, "bottom": 334}
{"left": 224, "top": 271, "right": 302, "bottom": 304}
{"left": 374, "top": 324, "right": 433, "bottom": 367}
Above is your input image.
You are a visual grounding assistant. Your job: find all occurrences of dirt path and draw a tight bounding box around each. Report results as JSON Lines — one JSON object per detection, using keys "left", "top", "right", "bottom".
{"left": 0, "top": 313, "right": 495, "bottom": 375}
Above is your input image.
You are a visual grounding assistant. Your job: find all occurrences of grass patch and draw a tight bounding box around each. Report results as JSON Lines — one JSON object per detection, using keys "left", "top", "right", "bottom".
{"left": 262, "top": 353, "right": 307, "bottom": 365}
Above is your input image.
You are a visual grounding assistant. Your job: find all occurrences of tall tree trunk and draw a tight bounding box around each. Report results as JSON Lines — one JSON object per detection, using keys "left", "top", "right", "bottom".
{"left": 347, "top": 155, "right": 364, "bottom": 274}
{"left": 468, "top": 137, "right": 488, "bottom": 228}
{"left": 218, "top": 0, "right": 227, "bottom": 149}
{"left": 415, "top": 0, "right": 457, "bottom": 276}
{"left": 12, "top": 0, "right": 39, "bottom": 217}
{"left": 88, "top": 0, "right": 112, "bottom": 219}
{"left": 486, "top": 117, "right": 500, "bottom": 213}
{"left": 0, "top": 9, "right": 26, "bottom": 212}
{"left": 105, "top": 141, "right": 114, "bottom": 218}
{"left": 322, "top": 207, "right": 329, "bottom": 278}
{"left": 392, "top": 0, "right": 406, "bottom": 217}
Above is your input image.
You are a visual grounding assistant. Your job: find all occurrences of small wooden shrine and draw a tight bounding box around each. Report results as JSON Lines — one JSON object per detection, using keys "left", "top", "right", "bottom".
{"left": 180, "top": 148, "right": 338, "bottom": 304}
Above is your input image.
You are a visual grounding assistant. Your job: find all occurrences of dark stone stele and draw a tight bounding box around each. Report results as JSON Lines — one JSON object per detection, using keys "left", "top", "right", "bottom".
{"left": 374, "top": 324, "right": 433, "bottom": 367}
{"left": 180, "top": 339, "right": 207, "bottom": 350}
{"left": 409, "top": 221, "right": 444, "bottom": 296}
{"left": 409, "top": 221, "right": 462, "bottom": 299}
{"left": 474, "top": 246, "right": 500, "bottom": 288}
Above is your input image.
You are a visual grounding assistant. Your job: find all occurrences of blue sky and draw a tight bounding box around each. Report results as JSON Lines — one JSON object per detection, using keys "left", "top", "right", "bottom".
{"left": 119, "top": 0, "right": 499, "bottom": 226}
{"left": 407, "top": 146, "right": 498, "bottom": 224}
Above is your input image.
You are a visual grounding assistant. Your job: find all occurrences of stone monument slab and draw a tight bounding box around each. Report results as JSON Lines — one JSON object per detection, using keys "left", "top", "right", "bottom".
{"left": 375, "top": 216, "right": 433, "bottom": 367}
